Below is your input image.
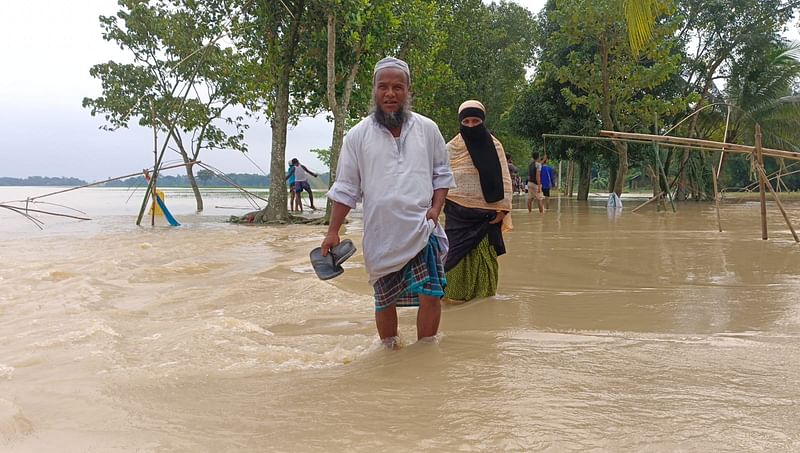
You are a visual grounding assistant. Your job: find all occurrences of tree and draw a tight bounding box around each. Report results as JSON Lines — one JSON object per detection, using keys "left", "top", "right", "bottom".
{"left": 668, "top": 0, "right": 799, "bottom": 198}
{"left": 83, "top": 0, "right": 248, "bottom": 212}
{"left": 309, "top": 0, "right": 415, "bottom": 221}
{"left": 549, "top": 0, "right": 688, "bottom": 195}
{"left": 508, "top": 74, "right": 604, "bottom": 200}
{"left": 415, "top": 0, "right": 537, "bottom": 141}
{"left": 233, "top": 0, "right": 316, "bottom": 223}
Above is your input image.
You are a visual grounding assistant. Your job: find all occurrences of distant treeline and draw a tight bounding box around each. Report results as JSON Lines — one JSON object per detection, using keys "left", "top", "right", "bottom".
{"left": 0, "top": 173, "right": 330, "bottom": 189}
{"left": 0, "top": 176, "right": 88, "bottom": 186}
{"left": 103, "top": 173, "right": 271, "bottom": 188}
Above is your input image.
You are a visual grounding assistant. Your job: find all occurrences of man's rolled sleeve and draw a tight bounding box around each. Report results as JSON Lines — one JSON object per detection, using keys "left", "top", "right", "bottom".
{"left": 431, "top": 125, "right": 456, "bottom": 190}
{"left": 326, "top": 134, "right": 362, "bottom": 209}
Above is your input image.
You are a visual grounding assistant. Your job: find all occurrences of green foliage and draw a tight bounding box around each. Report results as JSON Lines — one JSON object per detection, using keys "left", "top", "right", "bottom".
{"left": 414, "top": 0, "right": 537, "bottom": 141}
{"left": 83, "top": 0, "right": 248, "bottom": 156}
{"left": 310, "top": 147, "right": 333, "bottom": 169}
{"left": 550, "top": 0, "right": 686, "bottom": 129}
{"left": 624, "top": 0, "right": 661, "bottom": 53}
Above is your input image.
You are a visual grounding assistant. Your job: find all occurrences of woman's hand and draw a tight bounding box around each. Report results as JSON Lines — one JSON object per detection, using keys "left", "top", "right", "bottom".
{"left": 489, "top": 211, "right": 507, "bottom": 224}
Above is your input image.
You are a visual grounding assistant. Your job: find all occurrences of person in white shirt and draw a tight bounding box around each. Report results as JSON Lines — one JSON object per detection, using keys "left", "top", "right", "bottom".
{"left": 321, "top": 57, "right": 455, "bottom": 347}
{"left": 285, "top": 158, "right": 318, "bottom": 211}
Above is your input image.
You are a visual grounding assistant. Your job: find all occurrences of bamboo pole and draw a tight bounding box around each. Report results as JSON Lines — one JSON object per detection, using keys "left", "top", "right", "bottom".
{"left": 756, "top": 125, "right": 767, "bottom": 240}
{"left": 710, "top": 155, "right": 723, "bottom": 232}
{"left": 195, "top": 162, "right": 268, "bottom": 204}
{"left": 717, "top": 105, "right": 732, "bottom": 182}
{"left": 136, "top": 34, "right": 214, "bottom": 226}
{"left": 27, "top": 161, "right": 200, "bottom": 201}
{"left": 631, "top": 191, "right": 665, "bottom": 213}
{"left": 598, "top": 130, "right": 800, "bottom": 161}
{"left": 753, "top": 163, "right": 800, "bottom": 243}
{"left": 151, "top": 100, "right": 157, "bottom": 227}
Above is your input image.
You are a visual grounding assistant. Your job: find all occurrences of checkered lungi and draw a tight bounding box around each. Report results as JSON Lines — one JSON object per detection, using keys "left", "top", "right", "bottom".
{"left": 373, "top": 234, "right": 447, "bottom": 311}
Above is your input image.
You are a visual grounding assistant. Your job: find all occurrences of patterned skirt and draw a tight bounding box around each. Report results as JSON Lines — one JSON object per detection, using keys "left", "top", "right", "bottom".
{"left": 443, "top": 236, "right": 498, "bottom": 301}
{"left": 373, "top": 234, "right": 447, "bottom": 311}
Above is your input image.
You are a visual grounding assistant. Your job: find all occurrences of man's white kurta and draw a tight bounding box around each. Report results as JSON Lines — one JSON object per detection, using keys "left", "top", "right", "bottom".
{"left": 327, "top": 112, "right": 455, "bottom": 285}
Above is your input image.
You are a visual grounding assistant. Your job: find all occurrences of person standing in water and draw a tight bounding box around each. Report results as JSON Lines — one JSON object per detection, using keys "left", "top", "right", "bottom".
{"left": 286, "top": 161, "right": 297, "bottom": 212}
{"left": 286, "top": 158, "right": 318, "bottom": 212}
{"left": 527, "top": 151, "right": 545, "bottom": 214}
{"left": 442, "top": 100, "right": 512, "bottom": 302}
{"left": 540, "top": 156, "right": 556, "bottom": 210}
{"left": 321, "top": 57, "right": 455, "bottom": 347}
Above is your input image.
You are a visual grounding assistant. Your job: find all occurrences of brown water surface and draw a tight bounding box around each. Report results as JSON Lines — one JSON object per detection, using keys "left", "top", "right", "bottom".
{"left": 1, "top": 188, "right": 799, "bottom": 451}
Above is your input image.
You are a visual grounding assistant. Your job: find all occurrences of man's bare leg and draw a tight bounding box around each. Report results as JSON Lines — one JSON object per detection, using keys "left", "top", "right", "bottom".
{"left": 416, "top": 294, "right": 441, "bottom": 340}
{"left": 527, "top": 197, "right": 532, "bottom": 213}
{"left": 376, "top": 305, "right": 398, "bottom": 346}
{"left": 305, "top": 188, "right": 316, "bottom": 210}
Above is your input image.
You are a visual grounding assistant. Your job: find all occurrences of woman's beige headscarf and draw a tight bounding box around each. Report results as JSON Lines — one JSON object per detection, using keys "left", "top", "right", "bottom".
{"left": 446, "top": 101, "right": 513, "bottom": 232}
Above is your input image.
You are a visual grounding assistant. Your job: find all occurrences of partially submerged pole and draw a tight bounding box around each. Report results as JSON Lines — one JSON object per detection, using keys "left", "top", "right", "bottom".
{"left": 754, "top": 162, "right": 800, "bottom": 243}
{"left": 755, "top": 125, "right": 767, "bottom": 240}
{"left": 631, "top": 191, "right": 665, "bottom": 213}
{"left": 151, "top": 100, "right": 157, "bottom": 227}
{"left": 710, "top": 158, "right": 723, "bottom": 232}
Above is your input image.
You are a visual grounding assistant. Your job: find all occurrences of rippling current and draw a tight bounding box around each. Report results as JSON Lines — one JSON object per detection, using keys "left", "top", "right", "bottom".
{"left": 1, "top": 187, "right": 799, "bottom": 451}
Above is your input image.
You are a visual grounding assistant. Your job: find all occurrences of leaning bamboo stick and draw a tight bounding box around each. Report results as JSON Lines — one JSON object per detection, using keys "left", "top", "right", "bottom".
{"left": 756, "top": 164, "right": 800, "bottom": 242}
{"left": 196, "top": 162, "right": 268, "bottom": 204}
{"left": 710, "top": 161, "right": 723, "bottom": 232}
{"left": 756, "top": 125, "right": 767, "bottom": 240}
{"left": 631, "top": 191, "right": 664, "bottom": 213}
{"left": 0, "top": 205, "right": 45, "bottom": 229}
{"left": 28, "top": 161, "right": 200, "bottom": 201}
{"left": 151, "top": 100, "right": 158, "bottom": 227}
{"left": 754, "top": 163, "right": 800, "bottom": 243}
{"left": 0, "top": 204, "right": 90, "bottom": 221}
{"left": 599, "top": 130, "right": 800, "bottom": 161}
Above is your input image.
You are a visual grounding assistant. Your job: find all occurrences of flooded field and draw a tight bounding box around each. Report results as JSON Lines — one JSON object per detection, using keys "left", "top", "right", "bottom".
{"left": 1, "top": 187, "right": 799, "bottom": 451}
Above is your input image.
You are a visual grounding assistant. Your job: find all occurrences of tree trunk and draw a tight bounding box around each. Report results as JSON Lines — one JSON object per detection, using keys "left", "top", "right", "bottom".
{"left": 323, "top": 10, "right": 362, "bottom": 223}
{"left": 599, "top": 34, "right": 628, "bottom": 196}
{"left": 577, "top": 159, "right": 591, "bottom": 201}
{"left": 565, "top": 159, "right": 574, "bottom": 197}
{"left": 181, "top": 153, "right": 203, "bottom": 212}
{"left": 608, "top": 163, "right": 618, "bottom": 194}
{"left": 171, "top": 131, "right": 203, "bottom": 211}
{"left": 676, "top": 59, "right": 724, "bottom": 200}
{"left": 324, "top": 111, "right": 346, "bottom": 221}
{"left": 264, "top": 89, "right": 291, "bottom": 223}
{"left": 261, "top": 0, "right": 305, "bottom": 223}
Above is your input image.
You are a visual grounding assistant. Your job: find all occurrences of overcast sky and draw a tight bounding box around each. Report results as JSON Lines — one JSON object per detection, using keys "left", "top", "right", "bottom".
{"left": 0, "top": 0, "right": 539, "bottom": 181}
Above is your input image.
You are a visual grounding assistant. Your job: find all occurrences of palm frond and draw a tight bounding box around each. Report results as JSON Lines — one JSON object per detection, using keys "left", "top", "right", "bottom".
{"left": 624, "top": 0, "right": 658, "bottom": 54}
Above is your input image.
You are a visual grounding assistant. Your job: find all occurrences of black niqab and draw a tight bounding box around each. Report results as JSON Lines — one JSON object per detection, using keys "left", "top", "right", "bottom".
{"left": 460, "top": 123, "right": 504, "bottom": 203}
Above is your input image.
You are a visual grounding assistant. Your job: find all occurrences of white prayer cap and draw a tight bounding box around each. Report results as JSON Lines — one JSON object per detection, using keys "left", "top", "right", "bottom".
{"left": 373, "top": 57, "right": 411, "bottom": 86}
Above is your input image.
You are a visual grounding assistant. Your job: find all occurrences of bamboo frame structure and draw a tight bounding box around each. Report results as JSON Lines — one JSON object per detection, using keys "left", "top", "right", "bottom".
{"left": 27, "top": 161, "right": 200, "bottom": 202}
{"left": 598, "top": 130, "right": 800, "bottom": 161}
{"left": 755, "top": 126, "right": 768, "bottom": 239}
{"left": 543, "top": 127, "right": 800, "bottom": 243}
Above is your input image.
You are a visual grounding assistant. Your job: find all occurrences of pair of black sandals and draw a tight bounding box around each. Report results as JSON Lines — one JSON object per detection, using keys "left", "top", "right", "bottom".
{"left": 309, "top": 239, "right": 357, "bottom": 280}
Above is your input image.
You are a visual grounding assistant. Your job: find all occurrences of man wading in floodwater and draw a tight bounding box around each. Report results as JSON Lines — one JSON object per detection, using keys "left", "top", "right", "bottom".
{"left": 321, "top": 57, "right": 455, "bottom": 348}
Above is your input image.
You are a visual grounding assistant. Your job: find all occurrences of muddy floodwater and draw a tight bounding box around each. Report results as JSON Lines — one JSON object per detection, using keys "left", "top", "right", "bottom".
{"left": 1, "top": 187, "right": 799, "bottom": 451}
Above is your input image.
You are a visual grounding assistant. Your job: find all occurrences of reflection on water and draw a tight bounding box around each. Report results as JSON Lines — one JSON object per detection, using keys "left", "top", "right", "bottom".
{"left": 1, "top": 188, "right": 799, "bottom": 451}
